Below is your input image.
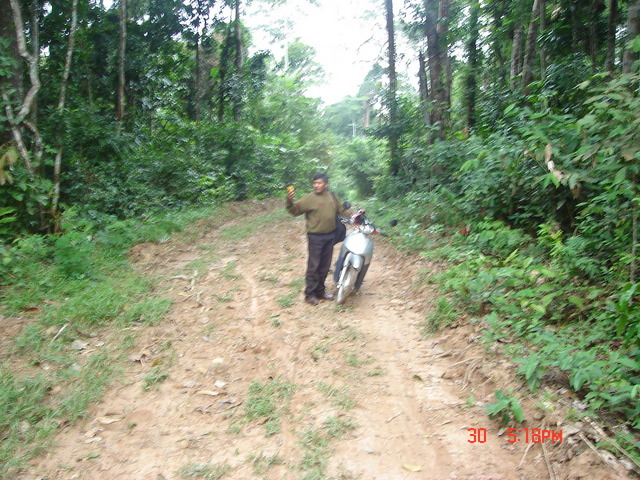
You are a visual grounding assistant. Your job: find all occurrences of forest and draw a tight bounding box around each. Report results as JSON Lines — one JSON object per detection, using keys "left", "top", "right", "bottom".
{"left": 1, "top": 0, "right": 640, "bottom": 473}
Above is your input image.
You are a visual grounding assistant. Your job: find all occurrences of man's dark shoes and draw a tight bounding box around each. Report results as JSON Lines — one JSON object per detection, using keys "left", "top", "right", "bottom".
{"left": 319, "top": 293, "right": 334, "bottom": 301}
{"left": 305, "top": 296, "right": 319, "bottom": 306}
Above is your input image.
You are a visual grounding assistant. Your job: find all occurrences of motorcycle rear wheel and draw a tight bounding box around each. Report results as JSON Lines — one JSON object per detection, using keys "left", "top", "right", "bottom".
{"left": 336, "top": 265, "right": 357, "bottom": 305}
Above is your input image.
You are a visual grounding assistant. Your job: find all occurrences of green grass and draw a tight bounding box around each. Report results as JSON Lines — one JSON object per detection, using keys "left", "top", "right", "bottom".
{"left": 141, "top": 341, "right": 174, "bottom": 390}
{"left": 422, "top": 296, "right": 458, "bottom": 334}
{"left": 310, "top": 340, "right": 330, "bottom": 361}
{"left": 258, "top": 273, "right": 279, "bottom": 285}
{"left": 317, "top": 382, "right": 356, "bottom": 411}
{"left": 299, "top": 429, "right": 330, "bottom": 480}
{"left": 248, "top": 451, "right": 284, "bottom": 475}
{"left": 217, "top": 293, "right": 234, "bottom": 303}
{"left": 275, "top": 276, "right": 305, "bottom": 308}
{"left": 0, "top": 350, "right": 117, "bottom": 474}
{"left": 336, "top": 323, "right": 362, "bottom": 342}
{"left": 220, "top": 260, "right": 241, "bottom": 280}
{"left": 177, "top": 463, "right": 229, "bottom": 479}
{"left": 0, "top": 203, "right": 237, "bottom": 476}
{"left": 143, "top": 365, "right": 170, "bottom": 390}
{"left": 277, "top": 294, "right": 295, "bottom": 308}
{"left": 234, "top": 378, "right": 298, "bottom": 436}
{"left": 344, "top": 352, "right": 371, "bottom": 368}
{"left": 269, "top": 314, "right": 282, "bottom": 327}
{"left": 324, "top": 415, "right": 358, "bottom": 439}
{"left": 288, "top": 277, "right": 305, "bottom": 291}
{"left": 137, "top": 206, "right": 224, "bottom": 244}
{"left": 296, "top": 415, "right": 358, "bottom": 480}
{"left": 183, "top": 258, "right": 215, "bottom": 278}
{"left": 9, "top": 274, "right": 172, "bottom": 370}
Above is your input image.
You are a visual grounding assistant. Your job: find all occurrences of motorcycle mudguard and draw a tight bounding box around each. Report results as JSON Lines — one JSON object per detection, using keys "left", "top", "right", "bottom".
{"left": 335, "top": 252, "right": 362, "bottom": 283}
{"left": 347, "top": 253, "right": 364, "bottom": 271}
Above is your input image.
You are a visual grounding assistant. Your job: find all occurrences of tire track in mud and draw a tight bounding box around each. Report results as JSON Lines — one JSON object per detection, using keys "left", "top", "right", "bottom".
{"left": 25, "top": 201, "right": 632, "bottom": 480}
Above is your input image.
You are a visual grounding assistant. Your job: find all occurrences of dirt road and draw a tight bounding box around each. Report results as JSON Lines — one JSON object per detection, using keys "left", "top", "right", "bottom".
{"left": 27, "top": 200, "right": 630, "bottom": 479}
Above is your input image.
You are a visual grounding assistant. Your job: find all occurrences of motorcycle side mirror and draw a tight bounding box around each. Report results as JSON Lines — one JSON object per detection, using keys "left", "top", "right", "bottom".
{"left": 389, "top": 219, "right": 398, "bottom": 227}
{"left": 343, "top": 201, "right": 351, "bottom": 209}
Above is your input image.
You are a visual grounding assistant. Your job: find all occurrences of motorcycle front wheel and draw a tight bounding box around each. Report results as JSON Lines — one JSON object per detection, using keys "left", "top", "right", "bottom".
{"left": 336, "top": 265, "right": 357, "bottom": 305}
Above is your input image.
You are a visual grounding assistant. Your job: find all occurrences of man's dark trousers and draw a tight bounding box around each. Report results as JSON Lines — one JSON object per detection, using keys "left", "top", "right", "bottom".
{"left": 305, "top": 232, "right": 335, "bottom": 299}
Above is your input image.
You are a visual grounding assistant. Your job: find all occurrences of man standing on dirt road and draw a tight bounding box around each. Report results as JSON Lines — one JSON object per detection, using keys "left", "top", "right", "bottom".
{"left": 286, "top": 173, "right": 349, "bottom": 306}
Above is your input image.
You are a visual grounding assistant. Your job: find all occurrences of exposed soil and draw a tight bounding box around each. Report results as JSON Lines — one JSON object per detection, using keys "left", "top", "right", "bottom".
{"left": 22, "top": 199, "right": 635, "bottom": 480}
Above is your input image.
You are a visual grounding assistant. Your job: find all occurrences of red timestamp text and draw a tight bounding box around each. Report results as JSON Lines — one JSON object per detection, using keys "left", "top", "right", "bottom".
{"left": 467, "top": 427, "right": 563, "bottom": 444}
{"left": 507, "top": 427, "right": 563, "bottom": 444}
{"left": 467, "top": 428, "right": 488, "bottom": 443}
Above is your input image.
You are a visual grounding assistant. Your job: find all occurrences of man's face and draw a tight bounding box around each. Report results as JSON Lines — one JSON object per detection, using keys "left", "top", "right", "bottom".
{"left": 312, "top": 178, "right": 328, "bottom": 194}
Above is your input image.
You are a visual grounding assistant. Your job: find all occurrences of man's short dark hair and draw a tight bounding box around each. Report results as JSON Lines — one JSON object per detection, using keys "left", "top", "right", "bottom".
{"left": 313, "top": 173, "right": 329, "bottom": 183}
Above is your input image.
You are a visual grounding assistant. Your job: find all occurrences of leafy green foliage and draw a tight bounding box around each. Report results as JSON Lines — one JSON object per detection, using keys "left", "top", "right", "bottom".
{"left": 423, "top": 297, "right": 458, "bottom": 334}
{"left": 376, "top": 73, "right": 640, "bottom": 440}
{"left": 332, "top": 137, "right": 386, "bottom": 199}
{"left": 2, "top": 1, "right": 330, "bottom": 240}
{"left": 616, "top": 283, "right": 640, "bottom": 347}
{"left": 484, "top": 390, "right": 525, "bottom": 426}
{"left": 383, "top": 191, "right": 639, "bottom": 442}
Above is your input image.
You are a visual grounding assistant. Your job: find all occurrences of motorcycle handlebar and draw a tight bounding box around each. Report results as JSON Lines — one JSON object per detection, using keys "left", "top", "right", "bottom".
{"left": 339, "top": 209, "right": 397, "bottom": 234}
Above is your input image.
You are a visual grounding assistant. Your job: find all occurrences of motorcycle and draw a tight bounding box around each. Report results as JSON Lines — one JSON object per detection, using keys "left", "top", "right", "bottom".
{"left": 333, "top": 208, "right": 396, "bottom": 304}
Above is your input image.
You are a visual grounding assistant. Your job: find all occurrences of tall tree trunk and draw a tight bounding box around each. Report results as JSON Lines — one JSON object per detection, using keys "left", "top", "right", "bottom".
{"left": 385, "top": 0, "right": 400, "bottom": 176}
{"left": 606, "top": 0, "right": 618, "bottom": 72}
{"left": 623, "top": 0, "right": 640, "bottom": 73}
{"left": 232, "top": 0, "right": 243, "bottom": 121}
{"left": 217, "top": 22, "right": 233, "bottom": 122}
{"left": 0, "top": 0, "right": 22, "bottom": 145}
{"left": 570, "top": 2, "right": 579, "bottom": 51}
{"left": 490, "top": 2, "right": 507, "bottom": 87}
{"left": 510, "top": 25, "right": 523, "bottom": 88}
{"left": 423, "top": 0, "right": 445, "bottom": 136}
{"left": 588, "top": 0, "right": 601, "bottom": 71}
{"left": 6, "top": 0, "right": 41, "bottom": 177}
{"left": 116, "top": 0, "right": 127, "bottom": 128}
{"left": 192, "top": 0, "right": 211, "bottom": 121}
{"left": 418, "top": 51, "right": 430, "bottom": 127}
{"left": 522, "top": 0, "right": 540, "bottom": 94}
{"left": 539, "top": 0, "right": 547, "bottom": 81}
{"left": 194, "top": 32, "right": 201, "bottom": 121}
{"left": 362, "top": 97, "right": 372, "bottom": 128}
{"left": 57, "top": 0, "right": 78, "bottom": 109}
{"left": 465, "top": 0, "right": 480, "bottom": 131}
{"left": 52, "top": 0, "right": 79, "bottom": 218}
{"left": 438, "top": 0, "right": 451, "bottom": 122}
{"left": 30, "top": 0, "right": 39, "bottom": 126}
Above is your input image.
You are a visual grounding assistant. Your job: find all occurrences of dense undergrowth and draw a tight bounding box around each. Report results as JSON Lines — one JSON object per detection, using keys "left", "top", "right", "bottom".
{"left": 0, "top": 205, "right": 229, "bottom": 476}
{"left": 341, "top": 74, "right": 640, "bottom": 468}
{"left": 366, "top": 191, "right": 640, "bottom": 468}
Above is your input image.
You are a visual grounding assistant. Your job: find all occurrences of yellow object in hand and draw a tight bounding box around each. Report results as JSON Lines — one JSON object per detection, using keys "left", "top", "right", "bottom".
{"left": 286, "top": 185, "right": 294, "bottom": 194}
